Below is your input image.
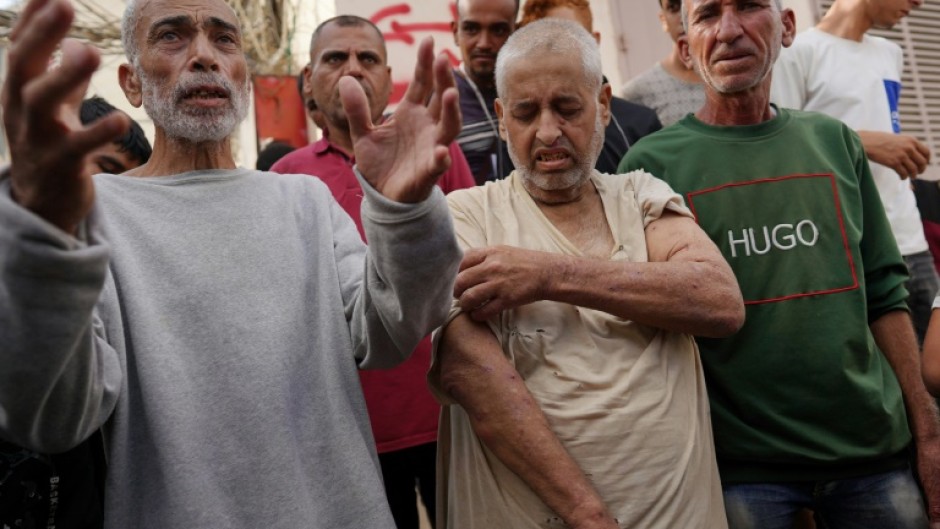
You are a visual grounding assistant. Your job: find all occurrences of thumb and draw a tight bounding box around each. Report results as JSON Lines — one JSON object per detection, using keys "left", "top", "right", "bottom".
{"left": 338, "top": 76, "right": 373, "bottom": 142}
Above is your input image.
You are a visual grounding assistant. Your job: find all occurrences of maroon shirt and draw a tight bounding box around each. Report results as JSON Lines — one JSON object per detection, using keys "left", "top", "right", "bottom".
{"left": 272, "top": 137, "right": 474, "bottom": 452}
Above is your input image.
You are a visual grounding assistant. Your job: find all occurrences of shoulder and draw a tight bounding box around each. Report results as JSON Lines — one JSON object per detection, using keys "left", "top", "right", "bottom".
{"left": 863, "top": 33, "right": 903, "bottom": 62}
{"left": 248, "top": 168, "right": 336, "bottom": 203}
{"left": 596, "top": 170, "right": 692, "bottom": 222}
{"left": 778, "top": 108, "right": 865, "bottom": 156}
{"left": 778, "top": 29, "right": 824, "bottom": 65}
{"left": 864, "top": 33, "right": 900, "bottom": 51}
{"left": 620, "top": 65, "right": 664, "bottom": 98}
{"left": 610, "top": 96, "right": 658, "bottom": 122}
{"left": 783, "top": 107, "right": 855, "bottom": 133}
{"left": 453, "top": 71, "right": 475, "bottom": 99}
{"left": 270, "top": 143, "right": 319, "bottom": 174}
{"left": 447, "top": 176, "right": 510, "bottom": 208}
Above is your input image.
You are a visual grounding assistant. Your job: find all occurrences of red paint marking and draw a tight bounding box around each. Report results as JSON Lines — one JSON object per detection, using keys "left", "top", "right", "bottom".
{"left": 370, "top": 4, "right": 411, "bottom": 24}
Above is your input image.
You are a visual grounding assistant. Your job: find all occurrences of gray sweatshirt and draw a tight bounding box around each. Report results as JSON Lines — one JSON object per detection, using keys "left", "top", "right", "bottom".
{"left": 0, "top": 168, "right": 460, "bottom": 528}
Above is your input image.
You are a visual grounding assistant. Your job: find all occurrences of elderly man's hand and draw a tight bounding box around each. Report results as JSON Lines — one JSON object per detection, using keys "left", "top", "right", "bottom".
{"left": 455, "top": 246, "right": 557, "bottom": 321}
{"left": 3, "top": 0, "right": 129, "bottom": 235}
{"left": 340, "top": 37, "right": 461, "bottom": 204}
{"left": 858, "top": 130, "right": 932, "bottom": 179}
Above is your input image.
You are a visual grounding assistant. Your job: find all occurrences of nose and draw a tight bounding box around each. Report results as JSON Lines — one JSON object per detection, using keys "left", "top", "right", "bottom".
{"left": 343, "top": 55, "right": 364, "bottom": 79}
{"left": 189, "top": 33, "right": 220, "bottom": 72}
{"left": 910, "top": 0, "right": 923, "bottom": 7}
{"left": 715, "top": 8, "right": 744, "bottom": 43}
{"left": 535, "top": 110, "right": 562, "bottom": 146}
{"left": 477, "top": 30, "right": 493, "bottom": 51}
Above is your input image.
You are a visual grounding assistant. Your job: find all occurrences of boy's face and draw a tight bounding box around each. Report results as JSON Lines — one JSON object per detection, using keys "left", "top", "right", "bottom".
{"left": 85, "top": 143, "right": 142, "bottom": 175}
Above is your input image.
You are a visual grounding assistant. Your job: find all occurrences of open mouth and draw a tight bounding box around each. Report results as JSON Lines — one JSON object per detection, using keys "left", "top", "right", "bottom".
{"left": 534, "top": 149, "right": 572, "bottom": 170}
{"left": 538, "top": 151, "right": 569, "bottom": 162}
{"left": 182, "top": 87, "right": 229, "bottom": 100}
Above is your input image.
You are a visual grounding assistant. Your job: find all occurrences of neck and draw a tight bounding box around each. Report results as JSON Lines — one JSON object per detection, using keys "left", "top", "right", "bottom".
{"left": 661, "top": 46, "right": 702, "bottom": 84}
{"left": 464, "top": 68, "right": 496, "bottom": 93}
{"left": 126, "top": 130, "right": 237, "bottom": 177}
{"left": 523, "top": 175, "right": 595, "bottom": 208}
{"left": 817, "top": 0, "right": 870, "bottom": 41}
{"left": 527, "top": 177, "right": 612, "bottom": 258}
{"left": 696, "top": 82, "right": 775, "bottom": 126}
{"left": 325, "top": 122, "right": 355, "bottom": 157}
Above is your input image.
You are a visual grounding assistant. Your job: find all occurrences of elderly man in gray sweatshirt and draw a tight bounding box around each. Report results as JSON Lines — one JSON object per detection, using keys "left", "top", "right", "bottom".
{"left": 0, "top": 0, "right": 462, "bottom": 527}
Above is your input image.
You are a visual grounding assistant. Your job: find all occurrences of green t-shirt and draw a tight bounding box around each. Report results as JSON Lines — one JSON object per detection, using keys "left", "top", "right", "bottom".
{"left": 620, "top": 108, "right": 912, "bottom": 483}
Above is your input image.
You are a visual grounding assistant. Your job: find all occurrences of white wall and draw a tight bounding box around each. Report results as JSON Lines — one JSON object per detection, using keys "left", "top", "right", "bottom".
{"left": 783, "top": 0, "right": 819, "bottom": 32}
{"left": 592, "top": 0, "right": 632, "bottom": 94}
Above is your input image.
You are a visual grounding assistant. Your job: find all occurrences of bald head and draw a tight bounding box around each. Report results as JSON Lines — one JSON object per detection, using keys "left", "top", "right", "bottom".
{"left": 495, "top": 18, "right": 602, "bottom": 98}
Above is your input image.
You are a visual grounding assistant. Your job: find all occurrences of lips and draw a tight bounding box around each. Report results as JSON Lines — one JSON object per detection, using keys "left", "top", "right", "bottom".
{"left": 180, "top": 85, "right": 230, "bottom": 100}
{"left": 533, "top": 148, "right": 572, "bottom": 170}
{"left": 470, "top": 53, "right": 496, "bottom": 62}
{"left": 713, "top": 51, "right": 750, "bottom": 63}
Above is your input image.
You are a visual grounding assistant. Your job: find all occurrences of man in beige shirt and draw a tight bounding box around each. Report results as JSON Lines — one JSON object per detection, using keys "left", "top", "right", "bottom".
{"left": 430, "top": 18, "right": 744, "bottom": 529}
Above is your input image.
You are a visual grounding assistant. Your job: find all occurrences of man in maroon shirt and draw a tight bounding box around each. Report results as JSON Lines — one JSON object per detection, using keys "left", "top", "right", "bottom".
{"left": 272, "top": 15, "right": 474, "bottom": 529}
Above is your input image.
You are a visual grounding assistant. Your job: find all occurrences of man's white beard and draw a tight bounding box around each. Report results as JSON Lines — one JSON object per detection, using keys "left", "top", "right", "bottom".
{"left": 140, "top": 69, "right": 251, "bottom": 143}
{"left": 508, "top": 112, "right": 604, "bottom": 194}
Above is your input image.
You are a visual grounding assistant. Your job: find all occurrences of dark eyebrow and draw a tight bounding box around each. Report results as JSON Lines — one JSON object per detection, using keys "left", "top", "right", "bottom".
{"left": 206, "top": 16, "right": 239, "bottom": 35}
{"left": 147, "top": 15, "right": 239, "bottom": 39}
{"left": 692, "top": 0, "right": 720, "bottom": 17}
{"left": 148, "top": 14, "right": 192, "bottom": 39}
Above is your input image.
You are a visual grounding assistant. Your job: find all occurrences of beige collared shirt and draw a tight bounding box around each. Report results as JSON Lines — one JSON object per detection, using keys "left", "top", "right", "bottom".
{"left": 431, "top": 170, "right": 728, "bottom": 529}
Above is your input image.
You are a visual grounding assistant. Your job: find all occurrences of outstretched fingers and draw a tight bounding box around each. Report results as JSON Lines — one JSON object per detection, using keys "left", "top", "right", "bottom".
{"left": 401, "top": 37, "right": 436, "bottom": 107}
{"left": 9, "top": 0, "right": 57, "bottom": 41}
{"left": 23, "top": 39, "right": 100, "bottom": 130}
{"left": 435, "top": 86, "right": 462, "bottom": 151}
{"left": 6, "top": 0, "right": 75, "bottom": 97}
{"left": 72, "top": 113, "right": 131, "bottom": 160}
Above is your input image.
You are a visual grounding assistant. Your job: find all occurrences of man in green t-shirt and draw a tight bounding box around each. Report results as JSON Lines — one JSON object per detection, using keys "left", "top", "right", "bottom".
{"left": 619, "top": 1, "right": 940, "bottom": 528}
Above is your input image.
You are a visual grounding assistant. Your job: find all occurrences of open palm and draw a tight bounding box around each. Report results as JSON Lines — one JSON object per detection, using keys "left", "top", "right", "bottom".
{"left": 340, "top": 37, "right": 462, "bottom": 204}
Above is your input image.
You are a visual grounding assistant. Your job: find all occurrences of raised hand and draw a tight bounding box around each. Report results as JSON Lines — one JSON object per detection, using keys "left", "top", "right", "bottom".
{"left": 2, "top": 0, "right": 129, "bottom": 235}
{"left": 339, "top": 37, "right": 461, "bottom": 204}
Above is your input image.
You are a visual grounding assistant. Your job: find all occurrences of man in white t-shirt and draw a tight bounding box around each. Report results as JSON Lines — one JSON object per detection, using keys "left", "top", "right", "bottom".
{"left": 771, "top": 0, "right": 937, "bottom": 343}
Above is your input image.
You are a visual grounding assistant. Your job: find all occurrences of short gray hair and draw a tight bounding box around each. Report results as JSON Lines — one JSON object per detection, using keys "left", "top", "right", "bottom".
{"left": 494, "top": 18, "right": 602, "bottom": 99}
{"left": 122, "top": 0, "right": 141, "bottom": 66}
{"left": 121, "top": 0, "right": 241, "bottom": 67}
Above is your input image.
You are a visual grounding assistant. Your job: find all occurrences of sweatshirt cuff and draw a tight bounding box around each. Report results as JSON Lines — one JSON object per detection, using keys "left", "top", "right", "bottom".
{"left": 354, "top": 167, "right": 446, "bottom": 224}
{"left": 0, "top": 178, "right": 89, "bottom": 250}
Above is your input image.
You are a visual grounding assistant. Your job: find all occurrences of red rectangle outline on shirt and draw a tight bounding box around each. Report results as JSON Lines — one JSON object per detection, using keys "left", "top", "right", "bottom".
{"left": 686, "top": 173, "right": 859, "bottom": 305}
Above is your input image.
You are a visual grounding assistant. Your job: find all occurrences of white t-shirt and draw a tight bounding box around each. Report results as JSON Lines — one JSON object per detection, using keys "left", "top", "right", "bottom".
{"left": 771, "top": 27, "right": 927, "bottom": 256}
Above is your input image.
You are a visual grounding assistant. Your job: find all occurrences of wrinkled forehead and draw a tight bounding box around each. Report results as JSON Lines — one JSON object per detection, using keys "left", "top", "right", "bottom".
{"left": 502, "top": 52, "right": 589, "bottom": 101}
{"left": 459, "top": 0, "right": 518, "bottom": 22}
{"left": 313, "top": 23, "right": 387, "bottom": 60}
{"left": 135, "top": 0, "right": 241, "bottom": 43}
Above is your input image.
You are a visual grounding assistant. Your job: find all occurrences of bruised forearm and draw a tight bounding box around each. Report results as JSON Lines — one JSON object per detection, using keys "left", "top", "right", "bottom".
{"left": 438, "top": 315, "right": 617, "bottom": 529}
{"left": 545, "top": 254, "right": 743, "bottom": 338}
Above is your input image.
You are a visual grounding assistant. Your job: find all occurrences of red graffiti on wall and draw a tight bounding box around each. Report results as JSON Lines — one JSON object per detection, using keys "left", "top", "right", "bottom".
{"left": 369, "top": 2, "right": 462, "bottom": 103}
